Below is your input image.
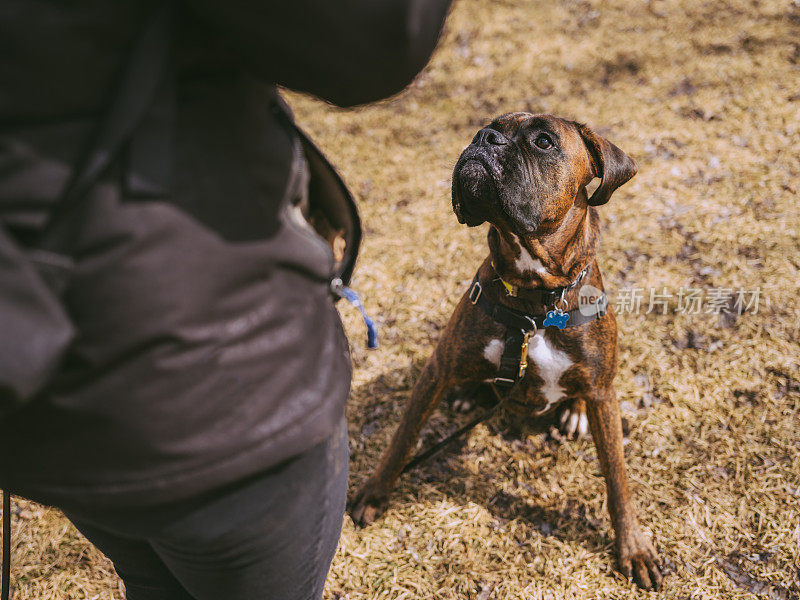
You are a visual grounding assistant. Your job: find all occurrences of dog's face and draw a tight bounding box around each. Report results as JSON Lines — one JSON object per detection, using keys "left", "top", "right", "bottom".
{"left": 452, "top": 113, "right": 637, "bottom": 236}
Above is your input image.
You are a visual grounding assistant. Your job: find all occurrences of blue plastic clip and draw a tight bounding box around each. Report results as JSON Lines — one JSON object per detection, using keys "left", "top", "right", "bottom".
{"left": 331, "top": 279, "right": 379, "bottom": 349}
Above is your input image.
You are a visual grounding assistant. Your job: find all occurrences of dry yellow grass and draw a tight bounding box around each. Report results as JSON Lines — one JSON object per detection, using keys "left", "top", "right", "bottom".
{"left": 3, "top": 0, "right": 799, "bottom": 597}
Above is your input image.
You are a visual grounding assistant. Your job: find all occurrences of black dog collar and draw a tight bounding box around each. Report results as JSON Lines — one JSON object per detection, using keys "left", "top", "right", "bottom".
{"left": 491, "top": 262, "right": 591, "bottom": 304}
{"left": 468, "top": 273, "right": 608, "bottom": 388}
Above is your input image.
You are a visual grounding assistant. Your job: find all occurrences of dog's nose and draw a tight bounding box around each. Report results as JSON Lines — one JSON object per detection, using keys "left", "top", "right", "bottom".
{"left": 472, "top": 128, "right": 509, "bottom": 147}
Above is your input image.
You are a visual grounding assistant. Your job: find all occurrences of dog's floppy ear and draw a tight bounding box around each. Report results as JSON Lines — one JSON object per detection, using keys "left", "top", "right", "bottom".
{"left": 574, "top": 123, "right": 637, "bottom": 206}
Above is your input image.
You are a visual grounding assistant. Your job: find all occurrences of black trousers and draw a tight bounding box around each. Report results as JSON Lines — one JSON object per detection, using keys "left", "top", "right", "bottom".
{"left": 62, "top": 417, "right": 348, "bottom": 600}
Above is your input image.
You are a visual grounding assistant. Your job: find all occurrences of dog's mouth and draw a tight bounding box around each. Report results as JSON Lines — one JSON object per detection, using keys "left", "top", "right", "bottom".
{"left": 452, "top": 157, "right": 495, "bottom": 227}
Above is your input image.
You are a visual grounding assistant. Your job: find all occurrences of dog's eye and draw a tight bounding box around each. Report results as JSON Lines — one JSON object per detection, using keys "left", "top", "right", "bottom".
{"left": 534, "top": 134, "right": 554, "bottom": 150}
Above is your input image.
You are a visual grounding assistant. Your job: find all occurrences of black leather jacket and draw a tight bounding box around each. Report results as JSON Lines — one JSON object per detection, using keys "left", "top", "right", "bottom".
{"left": 0, "top": 0, "right": 450, "bottom": 508}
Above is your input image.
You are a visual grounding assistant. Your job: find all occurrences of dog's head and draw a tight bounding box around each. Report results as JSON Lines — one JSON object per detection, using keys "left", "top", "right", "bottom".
{"left": 451, "top": 113, "right": 636, "bottom": 236}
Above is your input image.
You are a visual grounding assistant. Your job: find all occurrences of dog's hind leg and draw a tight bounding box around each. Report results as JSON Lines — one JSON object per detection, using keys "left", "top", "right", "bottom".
{"left": 348, "top": 349, "right": 452, "bottom": 527}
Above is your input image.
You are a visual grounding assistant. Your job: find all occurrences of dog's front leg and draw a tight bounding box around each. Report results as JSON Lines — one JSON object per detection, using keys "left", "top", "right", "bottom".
{"left": 586, "top": 386, "right": 663, "bottom": 590}
{"left": 349, "top": 348, "right": 451, "bottom": 526}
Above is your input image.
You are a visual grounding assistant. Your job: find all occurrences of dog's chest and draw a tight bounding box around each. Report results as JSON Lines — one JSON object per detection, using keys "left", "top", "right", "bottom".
{"left": 483, "top": 331, "right": 574, "bottom": 414}
{"left": 524, "top": 331, "right": 573, "bottom": 412}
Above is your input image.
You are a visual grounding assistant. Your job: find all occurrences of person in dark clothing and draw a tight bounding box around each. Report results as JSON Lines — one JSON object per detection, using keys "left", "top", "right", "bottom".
{"left": 0, "top": 1, "right": 451, "bottom": 598}
{"left": 64, "top": 418, "right": 350, "bottom": 599}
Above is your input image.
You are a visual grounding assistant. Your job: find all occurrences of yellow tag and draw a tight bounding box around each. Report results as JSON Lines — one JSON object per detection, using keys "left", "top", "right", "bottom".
{"left": 502, "top": 279, "right": 516, "bottom": 296}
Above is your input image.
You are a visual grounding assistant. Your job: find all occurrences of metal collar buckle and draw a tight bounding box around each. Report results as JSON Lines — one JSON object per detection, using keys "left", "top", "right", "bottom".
{"left": 469, "top": 281, "right": 482, "bottom": 304}
{"left": 554, "top": 286, "right": 569, "bottom": 312}
{"left": 518, "top": 317, "right": 536, "bottom": 378}
{"left": 518, "top": 331, "right": 531, "bottom": 378}
{"left": 517, "top": 315, "right": 538, "bottom": 379}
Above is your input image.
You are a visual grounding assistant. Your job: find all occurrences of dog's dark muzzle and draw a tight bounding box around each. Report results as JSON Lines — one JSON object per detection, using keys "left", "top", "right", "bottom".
{"left": 452, "top": 156, "right": 491, "bottom": 226}
{"left": 452, "top": 128, "right": 519, "bottom": 227}
{"left": 452, "top": 154, "right": 501, "bottom": 226}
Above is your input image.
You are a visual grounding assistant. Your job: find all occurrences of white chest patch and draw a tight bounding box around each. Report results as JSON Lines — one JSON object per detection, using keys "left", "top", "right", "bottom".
{"left": 509, "top": 233, "right": 548, "bottom": 275}
{"left": 483, "top": 339, "right": 505, "bottom": 367}
{"left": 527, "top": 331, "right": 573, "bottom": 413}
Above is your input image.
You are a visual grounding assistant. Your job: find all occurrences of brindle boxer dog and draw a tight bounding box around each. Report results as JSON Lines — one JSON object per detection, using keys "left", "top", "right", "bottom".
{"left": 349, "top": 113, "right": 663, "bottom": 590}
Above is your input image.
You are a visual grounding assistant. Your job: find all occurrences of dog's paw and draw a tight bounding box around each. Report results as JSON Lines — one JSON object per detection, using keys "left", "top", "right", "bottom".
{"left": 348, "top": 479, "right": 390, "bottom": 527}
{"left": 452, "top": 395, "right": 474, "bottom": 413}
{"left": 447, "top": 386, "right": 477, "bottom": 413}
{"left": 556, "top": 399, "right": 589, "bottom": 440}
{"left": 617, "top": 527, "right": 664, "bottom": 591}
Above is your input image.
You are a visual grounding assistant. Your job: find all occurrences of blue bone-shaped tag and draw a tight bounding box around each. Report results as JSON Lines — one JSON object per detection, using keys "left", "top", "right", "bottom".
{"left": 543, "top": 310, "right": 570, "bottom": 329}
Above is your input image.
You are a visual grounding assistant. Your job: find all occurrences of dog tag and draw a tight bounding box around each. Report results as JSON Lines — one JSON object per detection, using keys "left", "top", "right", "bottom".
{"left": 543, "top": 309, "right": 570, "bottom": 329}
